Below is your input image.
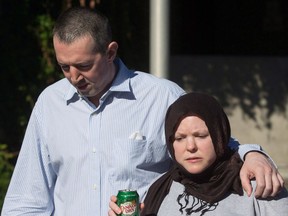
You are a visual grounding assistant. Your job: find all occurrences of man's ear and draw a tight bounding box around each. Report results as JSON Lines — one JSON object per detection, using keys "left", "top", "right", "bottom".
{"left": 106, "top": 41, "right": 118, "bottom": 62}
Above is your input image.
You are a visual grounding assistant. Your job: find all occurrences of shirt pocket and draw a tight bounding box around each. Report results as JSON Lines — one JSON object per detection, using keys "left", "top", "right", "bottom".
{"left": 110, "top": 138, "right": 150, "bottom": 170}
{"left": 107, "top": 138, "right": 169, "bottom": 197}
{"left": 108, "top": 138, "right": 150, "bottom": 186}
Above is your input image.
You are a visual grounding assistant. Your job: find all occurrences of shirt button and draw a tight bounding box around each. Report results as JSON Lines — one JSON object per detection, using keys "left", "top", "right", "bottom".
{"left": 92, "top": 148, "right": 96, "bottom": 153}
{"left": 93, "top": 184, "right": 97, "bottom": 190}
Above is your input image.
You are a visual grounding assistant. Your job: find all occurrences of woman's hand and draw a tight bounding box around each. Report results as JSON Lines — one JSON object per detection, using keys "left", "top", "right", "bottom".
{"left": 108, "top": 195, "right": 121, "bottom": 216}
{"left": 108, "top": 195, "right": 144, "bottom": 215}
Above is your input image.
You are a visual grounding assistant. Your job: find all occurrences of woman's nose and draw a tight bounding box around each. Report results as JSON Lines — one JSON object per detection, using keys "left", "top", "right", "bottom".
{"left": 186, "top": 137, "right": 197, "bottom": 152}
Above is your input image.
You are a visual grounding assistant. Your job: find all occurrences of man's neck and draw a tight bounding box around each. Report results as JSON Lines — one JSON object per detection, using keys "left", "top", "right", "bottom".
{"left": 88, "top": 62, "right": 118, "bottom": 107}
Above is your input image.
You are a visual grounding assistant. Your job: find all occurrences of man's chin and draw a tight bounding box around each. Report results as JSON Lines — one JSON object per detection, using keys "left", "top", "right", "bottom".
{"left": 77, "top": 90, "right": 92, "bottom": 97}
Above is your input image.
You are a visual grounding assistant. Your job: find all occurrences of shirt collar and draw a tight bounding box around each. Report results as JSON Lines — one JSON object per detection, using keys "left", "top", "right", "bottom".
{"left": 109, "top": 58, "right": 132, "bottom": 93}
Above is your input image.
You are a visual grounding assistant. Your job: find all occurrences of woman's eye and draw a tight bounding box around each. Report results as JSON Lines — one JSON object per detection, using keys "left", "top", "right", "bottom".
{"left": 175, "top": 137, "right": 184, "bottom": 141}
{"left": 198, "top": 134, "right": 208, "bottom": 138}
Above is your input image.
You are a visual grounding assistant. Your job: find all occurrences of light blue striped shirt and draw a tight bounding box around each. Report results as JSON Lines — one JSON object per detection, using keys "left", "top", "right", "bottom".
{"left": 2, "top": 59, "right": 263, "bottom": 215}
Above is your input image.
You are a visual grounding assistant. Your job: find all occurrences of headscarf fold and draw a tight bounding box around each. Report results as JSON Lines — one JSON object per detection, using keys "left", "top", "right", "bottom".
{"left": 141, "top": 92, "right": 243, "bottom": 216}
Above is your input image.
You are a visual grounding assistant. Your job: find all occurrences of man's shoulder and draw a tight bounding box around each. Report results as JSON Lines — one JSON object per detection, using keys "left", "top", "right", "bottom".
{"left": 117, "top": 58, "right": 184, "bottom": 94}
{"left": 41, "top": 78, "right": 70, "bottom": 94}
{"left": 132, "top": 71, "right": 184, "bottom": 92}
{"left": 37, "top": 78, "right": 72, "bottom": 103}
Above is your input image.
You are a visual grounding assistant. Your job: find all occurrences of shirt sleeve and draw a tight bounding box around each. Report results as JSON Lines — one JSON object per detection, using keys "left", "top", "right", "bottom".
{"left": 229, "top": 137, "right": 277, "bottom": 168}
{"left": 1, "top": 103, "right": 55, "bottom": 215}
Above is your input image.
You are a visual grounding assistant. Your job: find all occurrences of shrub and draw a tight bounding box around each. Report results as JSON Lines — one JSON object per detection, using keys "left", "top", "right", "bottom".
{"left": 0, "top": 144, "right": 15, "bottom": 210}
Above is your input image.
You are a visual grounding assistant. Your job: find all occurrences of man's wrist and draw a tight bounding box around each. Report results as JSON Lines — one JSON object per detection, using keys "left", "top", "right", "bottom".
{"left": 238, "top": 144, "right": 262, "bottom": 161}
{"left": 244, "top": 150, "right": 278, "bottom": 169}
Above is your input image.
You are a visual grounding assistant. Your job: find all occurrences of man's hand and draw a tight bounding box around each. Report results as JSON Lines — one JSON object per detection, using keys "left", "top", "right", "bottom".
{"left": 240, "top": 151, "right": 285, "bottom": 198}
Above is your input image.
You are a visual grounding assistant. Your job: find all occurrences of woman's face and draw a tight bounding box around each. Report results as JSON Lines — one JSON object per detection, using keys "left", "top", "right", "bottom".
{"left": 173, "top": 116, "right": 217, "bottom": 174}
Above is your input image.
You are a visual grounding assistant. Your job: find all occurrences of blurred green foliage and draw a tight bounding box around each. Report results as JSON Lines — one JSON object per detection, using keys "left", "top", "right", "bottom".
{"left": 0, "top": 144, "right": 15, "bottom": 208}
{"left": 34, "top": 14, "right": 60, "bottom": 82}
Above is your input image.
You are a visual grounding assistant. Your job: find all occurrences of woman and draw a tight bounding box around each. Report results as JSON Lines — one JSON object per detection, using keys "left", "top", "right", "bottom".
{"left": 110, "top": 92, "right": 288, "bottom": 216}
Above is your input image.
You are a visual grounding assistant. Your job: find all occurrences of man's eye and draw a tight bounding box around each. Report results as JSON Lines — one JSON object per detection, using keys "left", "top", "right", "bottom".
{"left": 61, "top": 65, "right": 69, "bottom": 72}
{"left": 78, "top": 65, "right": 92, "bottom": 71}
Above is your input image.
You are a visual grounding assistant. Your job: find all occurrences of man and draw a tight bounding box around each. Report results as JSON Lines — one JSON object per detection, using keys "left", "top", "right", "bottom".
{"left": 2, "top": 7, "right": 284, "bottom": 216}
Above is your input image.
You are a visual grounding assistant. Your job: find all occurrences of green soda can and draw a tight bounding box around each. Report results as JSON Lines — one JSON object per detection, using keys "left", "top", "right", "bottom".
{"left": 117, "top": 189, "right": 139, "bottom": 216}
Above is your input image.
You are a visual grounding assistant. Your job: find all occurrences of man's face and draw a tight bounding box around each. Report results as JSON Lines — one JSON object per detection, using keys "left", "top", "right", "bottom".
{"left": 53, "top": 36, "right": 115, "bottom": 101}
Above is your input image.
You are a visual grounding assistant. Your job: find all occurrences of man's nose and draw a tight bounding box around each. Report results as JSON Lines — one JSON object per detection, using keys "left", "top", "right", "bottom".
{"left": 70, "top": 67, "right": 82, "bottom": 83}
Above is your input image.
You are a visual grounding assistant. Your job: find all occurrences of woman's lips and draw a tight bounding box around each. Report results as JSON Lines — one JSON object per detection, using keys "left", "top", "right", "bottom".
{"left": 186, "top": 157, "right": 202, "bottom": 163}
